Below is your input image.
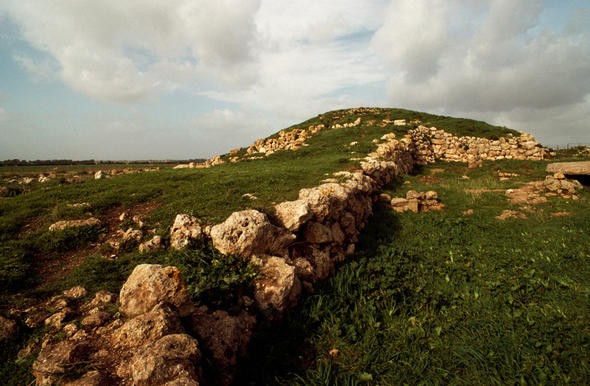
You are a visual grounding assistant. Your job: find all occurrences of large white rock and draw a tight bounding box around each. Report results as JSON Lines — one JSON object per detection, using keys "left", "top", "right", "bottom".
{"left": 170, "top": 214, "right": 202, "bottom": 250}
{"left": 128, "top": 334, "right": 200, "bottom": 386}
{"left": 273, "top": 200, "right": 312, "bottom": 232}
{"left": 210, "top": 210, "right": 295, "bottom": 257}
{"left": 119, "top": 264, "right": 193, "bottom": 318}
{"left": 252, "top": 256, "right": 301, "bottom": 312}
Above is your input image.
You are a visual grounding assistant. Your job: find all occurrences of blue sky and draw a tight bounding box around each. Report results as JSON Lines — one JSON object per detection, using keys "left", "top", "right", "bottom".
{"left": 0, "top": 0, "right": 589, "bottom": 160}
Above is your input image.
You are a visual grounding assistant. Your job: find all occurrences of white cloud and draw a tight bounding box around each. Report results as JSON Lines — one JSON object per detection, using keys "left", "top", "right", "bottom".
{"left": 372, "top": 0, "right": 590, "bottom": 144}
{"left": 372, "top": 0, "right": 451, "bottom": 82}
{"left": 4, "top": 0, "right": 261, "bottom": 102}
{"left": 0, "top": 107, "right": 7, "bottom": 122}
{"left": 2, "top": 0, "right": 589, "bottom": 159}
{"left": 12, "top": 54, "right": 58, "bottom": 82}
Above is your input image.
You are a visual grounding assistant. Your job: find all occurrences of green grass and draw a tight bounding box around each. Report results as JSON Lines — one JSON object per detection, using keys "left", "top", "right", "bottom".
{"left": 238, "top": 161, "right": 590, "bottom": 385}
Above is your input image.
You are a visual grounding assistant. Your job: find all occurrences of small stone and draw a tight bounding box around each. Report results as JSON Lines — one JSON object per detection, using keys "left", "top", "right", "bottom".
{"left": 81, "top": 311, "right": 111, "bottom": 328}
{"left": 406, "top": 190, "right": 423, "bottom": 200}
{"left": 63, "top": 286, "right": 87, "bottom": 299}
{"left": 138, "top": 235, "right": 162, "bottom": 254}
{"left": 44, "top": 311, "right": 68, "bottom": 330}
{"left": 63, "top": 323, "right": 78, "bottom": 337}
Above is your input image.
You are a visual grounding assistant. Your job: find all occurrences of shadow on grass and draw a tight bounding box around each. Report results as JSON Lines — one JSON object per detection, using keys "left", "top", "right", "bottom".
{"left": 235, "top": 207, "right": 402, "bottom": 385}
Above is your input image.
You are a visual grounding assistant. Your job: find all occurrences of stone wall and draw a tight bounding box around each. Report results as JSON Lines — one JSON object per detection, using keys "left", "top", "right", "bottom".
{"left": 410, "top": 125, "right": 546, "bottom": 165}
{"left": 32, "top": 123, "right": 548, "bottom": 384}
{"left": 31, "top": 132, "right": 415, "bottom": 385}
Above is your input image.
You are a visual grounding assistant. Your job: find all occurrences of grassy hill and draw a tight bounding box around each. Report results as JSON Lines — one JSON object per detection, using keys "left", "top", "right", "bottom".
{"left": 0, "top": 107, "right": 588, "bottom": 385}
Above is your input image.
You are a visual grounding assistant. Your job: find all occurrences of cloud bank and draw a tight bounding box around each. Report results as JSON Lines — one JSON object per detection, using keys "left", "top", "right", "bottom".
{"left": 1, "top": 0, "right": 589, "bottom": 158}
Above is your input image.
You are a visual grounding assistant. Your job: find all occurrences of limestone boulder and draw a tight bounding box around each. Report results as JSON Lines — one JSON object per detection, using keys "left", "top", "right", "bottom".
{"left": 273, "top": 199, "right": 312, "bottom": 231}
{"left": 252, "top": 256, "right": 301, "bottom": 312}
{"left": 546, "top": 161, "right": 590, "bottom": 175}
{"left": 113, "top": 303, "right": 182, "bottom": 348}
{"left": 210, "top": 210, "right": 295, "bottom": 257}
{"left": 138, "top": 235, "right": 162, "bottom": 254}
{"left": 119, "top": 264, "right": 193, "bottom": 318}
{"left": 298, "top": 183, "right": 350, "bottom": 222}
{"left": 127, "top": 334, "right": 200, "bottom": 386}
{"left": 303, "top": 222, "right": 333, "bottom": 244}
{"left": 64, "top": 370, "right": 106, "bottom": 386}
{"left": 191, "top": 307, "right": 256, "bottom": 384}
{"left": 33, "top": 341, "right": 91, "bottom": 385}
{"left": 170, "top": 214, "right": 202, "bottom": 250}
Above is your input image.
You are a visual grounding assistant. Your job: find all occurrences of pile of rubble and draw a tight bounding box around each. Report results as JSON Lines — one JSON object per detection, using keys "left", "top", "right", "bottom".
{"left": 542, "top": 173, "right": 583, "bottom": 198}
{"left": 27, "top": 267, "right": 255, "bottom": 385}
{"left": 499, "top": 172, "right": 584, "bottom": 220}
{"left": 389, "top": 190, "right": 444, "bottom": 213}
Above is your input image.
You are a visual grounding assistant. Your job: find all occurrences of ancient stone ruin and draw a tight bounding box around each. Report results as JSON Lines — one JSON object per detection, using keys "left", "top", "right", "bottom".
{"left": 29, "top": 115, "right": 552, "bottom": 385}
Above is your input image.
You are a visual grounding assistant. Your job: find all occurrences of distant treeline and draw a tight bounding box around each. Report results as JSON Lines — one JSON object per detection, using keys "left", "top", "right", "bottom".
{"left": 0, "top": 159, "right": 206, "bottom": 166}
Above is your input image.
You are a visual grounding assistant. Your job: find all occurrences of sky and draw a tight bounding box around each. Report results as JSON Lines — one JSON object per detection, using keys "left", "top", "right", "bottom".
{"left": 0, "top": 0, "right": 589, "bottom": 160}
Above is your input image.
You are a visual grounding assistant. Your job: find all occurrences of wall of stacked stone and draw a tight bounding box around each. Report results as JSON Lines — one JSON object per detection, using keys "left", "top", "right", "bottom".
{"left": 409, "top": 125, "right": 546, "bottom": 165}
{"left": 30, "top": 133, "right": 415, "bottom": 385}
{"left": 32, "top": 124, "right": 548, "bottom": 384}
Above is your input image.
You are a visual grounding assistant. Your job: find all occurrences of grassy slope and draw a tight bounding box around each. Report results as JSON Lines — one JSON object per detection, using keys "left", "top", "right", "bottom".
{"left": 239, "top": 159, "right": 590, "bottom": 385}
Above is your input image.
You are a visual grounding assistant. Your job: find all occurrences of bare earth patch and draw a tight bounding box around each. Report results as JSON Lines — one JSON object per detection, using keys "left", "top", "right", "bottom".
{"left": 33, "top": 200, "right": 162, "bottom": 287}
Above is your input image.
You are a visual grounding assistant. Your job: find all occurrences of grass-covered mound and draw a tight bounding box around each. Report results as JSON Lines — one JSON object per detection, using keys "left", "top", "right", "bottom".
{"left": 0, "top": 107, "right": 571, "bottom": 385}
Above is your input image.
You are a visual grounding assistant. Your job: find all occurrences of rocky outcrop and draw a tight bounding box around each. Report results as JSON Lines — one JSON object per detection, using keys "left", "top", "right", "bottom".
{"left": 48, "top": 218, "right": 102, "bottom": 232}
{"left": 505, "top": 173, "right": 583, "bottom": 207}
{"left": 31, "top": 113, "right": 554, "bottom": 385}
{"left": 543, "top": 174, "right": 583, "bottom": 198}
